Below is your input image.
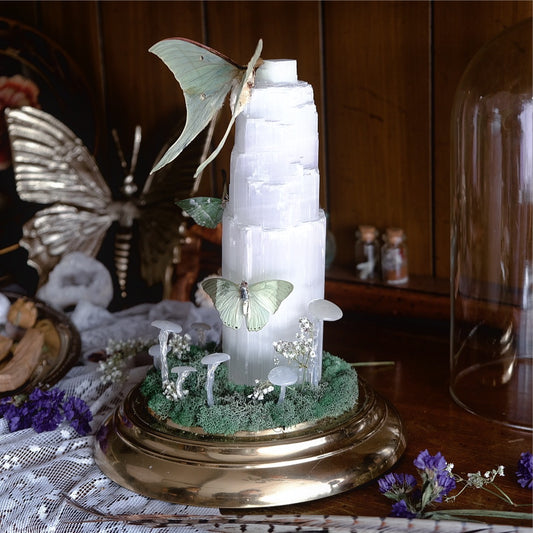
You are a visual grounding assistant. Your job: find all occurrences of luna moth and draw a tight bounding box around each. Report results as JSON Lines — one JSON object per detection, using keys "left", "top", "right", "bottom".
{"left": 149, "top": 37, "right": 263, "bottom": 177}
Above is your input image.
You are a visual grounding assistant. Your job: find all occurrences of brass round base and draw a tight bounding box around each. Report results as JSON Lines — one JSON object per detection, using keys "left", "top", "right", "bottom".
{"left": 94, "top": 378, "right": 405, "bottom": 508}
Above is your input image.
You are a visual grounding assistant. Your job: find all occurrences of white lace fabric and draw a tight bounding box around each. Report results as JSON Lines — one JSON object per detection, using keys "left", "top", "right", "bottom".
{"left": 0, "top": 300, "right": 222, "bottom": 533}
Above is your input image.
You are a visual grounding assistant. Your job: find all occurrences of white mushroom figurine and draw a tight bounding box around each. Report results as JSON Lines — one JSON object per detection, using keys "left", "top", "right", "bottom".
{"left": 308, "top": 299, "right": 343, "bottom": 322}
{"left": 151, "top": 320, "right": 183, "bottom": 384}
{"left": 268, "top": 366, "right": 298, "bottom": 404}
{"left": 170, "top": 365, "right": 197, "bottom": 399}
{"left": 307, "top": 299, "right": 343, "bottom": 387}
{"left": 148, "top": 344, "right": 161, "bottom": 370}
{"left": 201, "top": 352, "right": 230, "bottom": 406}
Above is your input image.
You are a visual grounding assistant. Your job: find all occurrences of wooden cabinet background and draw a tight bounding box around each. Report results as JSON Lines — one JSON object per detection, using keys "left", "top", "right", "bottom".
{"left": 2, "top": 1, "right": 532, "bottom": 291}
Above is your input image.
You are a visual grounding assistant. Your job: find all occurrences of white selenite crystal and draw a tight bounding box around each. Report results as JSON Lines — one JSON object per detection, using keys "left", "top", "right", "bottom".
{"left": 222, "top": 59, "right": 326, "bottom": 385}
{"left": 37, "top": 252, "right": 113, "bottom": 310}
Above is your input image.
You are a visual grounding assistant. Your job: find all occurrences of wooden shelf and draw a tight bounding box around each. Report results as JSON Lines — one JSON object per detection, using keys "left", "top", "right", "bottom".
{"left": 325, "top": 265, "right": 450, "bottom": 321}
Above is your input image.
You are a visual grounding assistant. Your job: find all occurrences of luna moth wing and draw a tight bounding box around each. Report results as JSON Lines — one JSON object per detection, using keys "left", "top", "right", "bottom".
{"left": 149, "top": 38, "right": 243, "bottom": 173}
{"left": 193, "top": 39, "right": 263, "bottom": 178}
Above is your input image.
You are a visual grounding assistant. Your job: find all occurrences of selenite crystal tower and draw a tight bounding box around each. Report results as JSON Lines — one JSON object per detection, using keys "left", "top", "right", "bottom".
{"left": 222, "top": 59, "right": 326, "bottom": 385}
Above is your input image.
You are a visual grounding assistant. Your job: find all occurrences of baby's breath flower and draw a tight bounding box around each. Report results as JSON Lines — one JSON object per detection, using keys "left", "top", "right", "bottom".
{"left": 98, "top": 337, "right": 154, "bottom": 384}
{"left": 248, "top": 379, "right": 274, "bottom": 401}
{"left": 163, "top": 379, "right": 180, "bottom": 401}
{"left": 168, "top": 333, "right": 192, "bottom": 358}
{"left": 273, "top": 317, "right": 315, "bottom": 370}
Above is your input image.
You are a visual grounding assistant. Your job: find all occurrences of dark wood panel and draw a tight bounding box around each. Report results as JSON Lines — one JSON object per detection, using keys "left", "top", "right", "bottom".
{"left": 432, "top": 0, "right": 532, "bottom": 279}
{"left": 36, "top": 1, "right": 104, "bottom": 150}
{"left": 0, "top": 2, "right": 39, "bottom": 25}
{"left": 99, "top": 1, "right": 205, "bottom": 181}
{"left": 323, "top": 1, "right": 432, "bottom": 277}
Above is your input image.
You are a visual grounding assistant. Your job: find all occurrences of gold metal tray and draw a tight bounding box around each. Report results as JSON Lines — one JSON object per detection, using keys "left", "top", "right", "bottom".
{"left": 94, "top": 377, "right": 405, "bottom": 508}
{"left": 1, "top": 291, "right": 81, "bottom": 395}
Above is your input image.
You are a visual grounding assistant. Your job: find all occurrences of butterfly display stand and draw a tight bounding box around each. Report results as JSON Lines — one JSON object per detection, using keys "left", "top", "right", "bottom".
{"left": 94, "top": 377, "right": 405, "bottom": 508}
{"left": 95, "top": 40, "right": 406, "bottom": 508}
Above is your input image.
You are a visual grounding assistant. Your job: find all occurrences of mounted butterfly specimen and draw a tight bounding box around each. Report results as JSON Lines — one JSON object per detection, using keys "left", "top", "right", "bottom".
{"left": 201, "top": 277, "right": 293, "bottom": 332}
{"left": 149, "top": 37, "right": 263, "bottom": 178}
{"left": 5, "top": 105, "right": 212, "bottom": 299}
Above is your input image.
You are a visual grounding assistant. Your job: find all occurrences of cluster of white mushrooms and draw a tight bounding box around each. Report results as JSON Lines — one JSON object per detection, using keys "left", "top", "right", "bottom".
{"left": 149, "top": 298, "right": 342, "bottom": 406}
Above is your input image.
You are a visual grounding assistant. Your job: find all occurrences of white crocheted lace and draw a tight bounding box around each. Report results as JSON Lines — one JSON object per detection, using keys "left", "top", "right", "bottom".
{"left": 0, "top": 300, "right": 222, "bottom": 533}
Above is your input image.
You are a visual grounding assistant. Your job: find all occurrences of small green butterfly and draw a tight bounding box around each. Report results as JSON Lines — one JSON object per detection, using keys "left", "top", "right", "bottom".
{"left": 201, "top": 278, "right": 293, "bottom": 332}
{"left": 176, "top": 197, "right": 224, "bottom": 228}
{"left": 149, "top": 37, "right": 263, "bottom": 177}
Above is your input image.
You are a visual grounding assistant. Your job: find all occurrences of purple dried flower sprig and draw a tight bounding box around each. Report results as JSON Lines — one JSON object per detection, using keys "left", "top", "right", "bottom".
{"left": 378, "top": 450, "right": 533, "bottom": 522}
{"left": 0, "top": 387, "right": 92, "bottom": 435}
{"left": 516, "top": 452, "right": 533, "bottom": 490}
{"left": 378, "top": 450, "right": 456, "bottom": 518}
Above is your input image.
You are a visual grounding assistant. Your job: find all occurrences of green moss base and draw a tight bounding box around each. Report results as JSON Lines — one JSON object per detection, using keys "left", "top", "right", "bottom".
{"left": 140, "top": 343, "right": 358, "bottom": 435}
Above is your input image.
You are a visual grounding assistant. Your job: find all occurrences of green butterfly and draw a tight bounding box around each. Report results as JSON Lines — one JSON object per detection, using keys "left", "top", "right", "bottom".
{"left": 149, "top": 37, "right": 263, "bottom": 177}
{"left": 176, "top": 197, "right": 224, "bottom": 228}
{"left": 201, "top": 278, "right": 293, "bottom": 332}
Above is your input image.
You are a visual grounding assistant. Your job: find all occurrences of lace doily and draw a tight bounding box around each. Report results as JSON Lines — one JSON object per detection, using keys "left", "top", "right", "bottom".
{"left": 0, "top": 300, "right": 222, "bottom": 533}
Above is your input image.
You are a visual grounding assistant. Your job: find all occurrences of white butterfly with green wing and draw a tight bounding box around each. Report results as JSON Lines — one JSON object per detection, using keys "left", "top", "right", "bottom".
{"left": 201, "top": 278, "right": 293, "bottom": 332}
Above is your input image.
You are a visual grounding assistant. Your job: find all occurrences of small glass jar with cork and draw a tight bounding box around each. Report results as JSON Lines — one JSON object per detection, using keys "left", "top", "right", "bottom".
{"left": 355, "top": 225, "right": 380, "bottom": 281}
{"left": 381, "top": 228, "right": 408, "bottom": 285}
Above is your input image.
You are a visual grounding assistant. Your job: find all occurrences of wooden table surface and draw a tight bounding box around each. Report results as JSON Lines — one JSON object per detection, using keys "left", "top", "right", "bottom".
{"left": 229, "top": 313, "right": 532, "bottom": 526}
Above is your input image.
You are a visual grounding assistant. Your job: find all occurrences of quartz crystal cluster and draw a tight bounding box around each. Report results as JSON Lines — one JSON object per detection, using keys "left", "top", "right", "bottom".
{"left": 222, "top": 60, "right": 326, "bottom": 384}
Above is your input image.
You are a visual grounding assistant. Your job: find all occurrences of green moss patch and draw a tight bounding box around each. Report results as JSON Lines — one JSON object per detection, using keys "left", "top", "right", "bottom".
{"left": 140, "top": 343, "right": 358, "bottom": 435}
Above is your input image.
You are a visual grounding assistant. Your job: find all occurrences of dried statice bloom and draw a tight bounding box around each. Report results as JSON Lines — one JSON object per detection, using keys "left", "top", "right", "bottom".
{"left": 0, "top": 387, "right": 92, "bottom": 435}
{"left": 391, "top": 499, "right": 418, "bottom": 519}
{"left": 377, "top": 449, "right": 456, "bottom": 518}
{"left": 28, "top": 388, "right": 65, "bottom": 433}
{"left": 63, "top": 396, "right": 93, "bottom": 436}
{"left": 517, "top": 452, "right": 533, "bottom": 489}
{"left": 414, "top": 449, "right": 456, "bottom": 502}
{"left": 378, "top": 472, "right": 417, "bottom": 496}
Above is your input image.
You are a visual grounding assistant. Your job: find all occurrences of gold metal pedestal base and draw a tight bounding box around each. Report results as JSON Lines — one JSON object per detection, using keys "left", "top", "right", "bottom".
{"left": 94, "top": 378, "right": 405, "bottom": 508}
